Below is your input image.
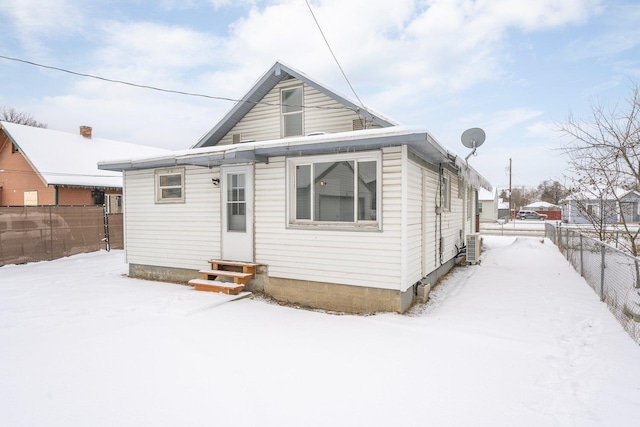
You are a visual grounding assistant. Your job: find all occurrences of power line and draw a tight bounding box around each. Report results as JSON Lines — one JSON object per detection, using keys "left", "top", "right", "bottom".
{"left": 303, "top": 0, "right": 365, "bottom": 108}
{"left": 0, "top": 54, "right": 353, "bottom": 112}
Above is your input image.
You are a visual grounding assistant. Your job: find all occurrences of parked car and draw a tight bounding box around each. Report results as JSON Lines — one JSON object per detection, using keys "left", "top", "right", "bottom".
{"left": 517, "top": 210, "right": 548, "bottom": 220}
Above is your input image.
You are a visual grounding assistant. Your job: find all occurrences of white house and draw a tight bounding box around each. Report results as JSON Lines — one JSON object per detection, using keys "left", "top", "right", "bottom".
{"left": 478, "top": 189, "right": 498, "bottom": 222}
{"left": 99, "top": 62, "right": 491, "bottom": 313}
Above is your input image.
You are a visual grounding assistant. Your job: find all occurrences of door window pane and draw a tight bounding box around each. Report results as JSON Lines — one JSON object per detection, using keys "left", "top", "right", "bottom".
{"left": 227, "top": 173, "right": 246, "bottom": 232}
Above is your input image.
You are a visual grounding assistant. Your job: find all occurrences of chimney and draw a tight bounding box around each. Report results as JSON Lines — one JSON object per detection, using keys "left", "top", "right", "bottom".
{"left": 80, "top": 126, "right": 92, "bottom": 139}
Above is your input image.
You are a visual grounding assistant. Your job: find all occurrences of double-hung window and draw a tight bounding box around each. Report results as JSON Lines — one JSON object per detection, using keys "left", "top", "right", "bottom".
{"left": 155, "top": 168, "right": 185, "bottom": 203}
{"left": 281, "top": 86, "right": 303, "bottom": 137}
{"left": 441, "top": 175, "right": 451, "bottom": 211}
{"left": 288, "top": 152, "right": 381, "bottom": 229}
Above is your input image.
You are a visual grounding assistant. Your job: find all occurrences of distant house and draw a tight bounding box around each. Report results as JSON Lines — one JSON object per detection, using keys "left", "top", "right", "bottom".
{"left": 99, "top": 61, "right": 491, "bottom": 313}
{"left": 0, "top": 122, "right": 169, "bottom": 210}
{"left": 478, "top": 189, "right": 498, "bottom": 222}
{"left": 521, "top": 201, "right": 561, "bottom": 221}
{"left": 560, "top": 189, "right": 640, "bottom": 224}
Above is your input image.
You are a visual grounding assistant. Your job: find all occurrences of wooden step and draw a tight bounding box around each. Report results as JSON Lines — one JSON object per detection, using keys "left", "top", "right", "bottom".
{"left": 198, "top": 269, "right": 253, "bottom": 285}
{"left": 189, "top": 279, "right": 245, "bottom": 295}
{"left": 209, "top": 260, "right": 260, "bottom": 275}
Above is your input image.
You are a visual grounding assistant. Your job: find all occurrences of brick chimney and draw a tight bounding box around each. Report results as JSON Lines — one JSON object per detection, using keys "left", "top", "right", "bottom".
{"left": 80, "top": 126, "right": 92, "bottom": 139}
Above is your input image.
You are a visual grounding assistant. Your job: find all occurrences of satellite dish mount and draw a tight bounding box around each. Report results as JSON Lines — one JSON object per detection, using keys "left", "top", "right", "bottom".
{"left": 461, "top": 128, "right": 486, "bottom": 162}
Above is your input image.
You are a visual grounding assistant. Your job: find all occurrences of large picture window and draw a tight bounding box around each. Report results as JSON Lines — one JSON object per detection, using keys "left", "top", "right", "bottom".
{"left": 281, "top": 86, "right": 303, "bottom": 137}
{"left": 155, "top": 168, "right": 185, "bottom": 203}
{"left": 289, "top": 152, "right": 381, "bottom": 229}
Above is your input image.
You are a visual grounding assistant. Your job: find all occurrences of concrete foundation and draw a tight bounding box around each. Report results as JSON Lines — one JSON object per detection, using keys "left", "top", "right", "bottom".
{"left": 128, "top": 258, "right": 461, "bottom": 314}
{"left": 128, "top": 263, "right": 414, "bottom": 313}
{"left": 129, "top": 263, "right": 200, "bottom": 284}
{"left": 260, "top": 276, "right": 413, "bottom": 314}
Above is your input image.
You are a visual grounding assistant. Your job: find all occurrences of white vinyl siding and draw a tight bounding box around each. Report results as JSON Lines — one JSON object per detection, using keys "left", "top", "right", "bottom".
{"left": 423, "top": 169, "right": 439, "bottom": 274}
{"left": 122, "top": 144, "right": 477, "bottom": 294}
{"left": 123, "top": 167, "right": 221, "bottom": 271}
{"left": 217, "top": 79, "right": 373, "bottom": 145}
{"left": 440, "top": 171, "right": 464, "bottom": 261}
{"left": 254, "top": 147, "right": 403, "bottom": 290}
{"left": 404, "top": 155, "right": 423, "bottom": 290}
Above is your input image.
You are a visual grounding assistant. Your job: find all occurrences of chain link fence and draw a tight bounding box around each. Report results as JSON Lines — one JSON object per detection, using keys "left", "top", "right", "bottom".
{"left": 0, "top": 206, "right": 123, "bottom": 266}
{"left": 546, "top": 223, "right": 640, "bottom": 344}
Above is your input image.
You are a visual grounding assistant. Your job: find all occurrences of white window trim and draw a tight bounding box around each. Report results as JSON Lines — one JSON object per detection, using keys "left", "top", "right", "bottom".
{"left": 286, "top": 151, "right": 382, "bottom": 231}
{"left": 155, "top": 168, "right": 185, "bottom": 204}
{"left": 281, "top": 85, "right": 304, "bottom": 138}
{"left": 442, "top": 174, "right": 451, "bottom": 211}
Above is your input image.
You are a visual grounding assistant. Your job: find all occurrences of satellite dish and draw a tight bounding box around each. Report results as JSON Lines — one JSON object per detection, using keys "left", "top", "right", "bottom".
{"left": 461, "top": 127, "right": 486, "bottom": 162}
{"left": 461, "top": 127, "right": 486, "bottom": 149}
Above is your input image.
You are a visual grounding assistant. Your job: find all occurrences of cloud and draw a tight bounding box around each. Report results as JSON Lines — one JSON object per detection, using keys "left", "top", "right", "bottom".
{"left": 0, "top": 0, "right": 85, "bottom": 52}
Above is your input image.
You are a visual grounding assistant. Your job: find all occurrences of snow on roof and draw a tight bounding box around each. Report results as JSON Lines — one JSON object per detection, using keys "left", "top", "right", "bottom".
{"left": 479, "top": 188, "right": 496, "bottom": 200}
{"left": 524, "top": 201, "right": 559, "bottom": 209}
{"left": 100, "top": 126, "right": 493, "bottom": 191}
{"left": 1, "top": 121, "right": 171, "bottom": 188}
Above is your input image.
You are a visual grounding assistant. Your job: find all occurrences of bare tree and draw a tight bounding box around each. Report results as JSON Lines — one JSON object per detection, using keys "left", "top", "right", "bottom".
{"left": 0, "top": 106, "right": 47, "bottom": 128}
{"left": 558, "top": 82, "right": 640, "bottom": 255}
{"left": 537, "top": 180, "right": 569, "bottom": 205}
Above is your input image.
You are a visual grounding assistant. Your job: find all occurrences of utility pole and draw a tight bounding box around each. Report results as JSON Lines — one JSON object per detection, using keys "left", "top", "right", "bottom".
{"left": 508, "top": 158, "right": 512, "bottom": 221}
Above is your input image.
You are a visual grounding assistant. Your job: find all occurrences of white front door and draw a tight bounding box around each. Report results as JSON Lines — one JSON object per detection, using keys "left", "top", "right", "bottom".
{"left": 221, "top": 164, "right": 254, "bottom": 262}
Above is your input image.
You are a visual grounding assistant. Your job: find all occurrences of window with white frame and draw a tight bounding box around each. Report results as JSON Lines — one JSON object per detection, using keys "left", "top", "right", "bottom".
{"left": 586, "top": 203, "right": 600, "bottom": 217}
{"left": 288, "top": 152, "right": 381, "bottom": 228}
{"left": 442, "top": 175, "right": 451, "bottom": 211}
{"left": 281, "top": 86, "right": 303, "bottom": 137}
{"left": 105, "top": 194, "right": 123, "bottom": 214}
{"left": 155, "top": 168, "right": 185, "bottom": 203}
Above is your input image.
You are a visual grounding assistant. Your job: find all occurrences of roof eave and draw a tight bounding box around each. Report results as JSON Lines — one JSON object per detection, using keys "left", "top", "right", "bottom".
{"left": 100, "top": 129, "right": 491, "bottom": 191}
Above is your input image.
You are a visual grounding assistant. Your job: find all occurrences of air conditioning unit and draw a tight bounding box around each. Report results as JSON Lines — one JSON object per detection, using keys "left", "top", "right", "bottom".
{"left": 466, "top": 233, "right": 481, "bottom": 264}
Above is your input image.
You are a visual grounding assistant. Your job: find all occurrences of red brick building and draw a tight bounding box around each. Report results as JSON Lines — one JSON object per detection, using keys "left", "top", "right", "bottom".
{"left": 0, "top": 122, "right": 169, "bottom": 208}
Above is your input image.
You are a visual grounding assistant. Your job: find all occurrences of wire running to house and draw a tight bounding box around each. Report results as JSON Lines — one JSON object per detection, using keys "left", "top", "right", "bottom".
{"left": 303, "top": 0, "right": 365, "bottom": 109}
{"left": 0, "top": 54, "right": 354, "bottom": 112}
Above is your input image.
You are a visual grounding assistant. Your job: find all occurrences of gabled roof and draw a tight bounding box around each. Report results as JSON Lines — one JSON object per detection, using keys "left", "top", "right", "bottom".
{"left": 100, "top": 126, "right": 492, "bottom": 191}
{"left": 1, "top": 121, "right": 171, "bottom": 188}
{"left": 525, "top": 201, "right": 559, "bottom": 209}
{"left": 193, "top": 61, "right": 398, "bottom": 148}
{"left": 560, "top": 188, "right": 640, "bottom": 203}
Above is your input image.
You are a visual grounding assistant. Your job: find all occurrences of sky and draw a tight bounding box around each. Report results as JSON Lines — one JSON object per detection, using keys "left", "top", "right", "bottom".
{"left": 1, "top": 0, "right": 639, "bottom": 190}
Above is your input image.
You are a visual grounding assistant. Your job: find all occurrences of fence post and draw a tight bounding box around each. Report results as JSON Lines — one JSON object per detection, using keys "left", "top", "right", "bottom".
{"left": 580, "top": 234, "right": 584, "bottom": 277}
{"left": 635, "top": 259, "right": 640, "bottom": 289}
{"left": 600, "top": 243, "right": 606, "bottom": 302}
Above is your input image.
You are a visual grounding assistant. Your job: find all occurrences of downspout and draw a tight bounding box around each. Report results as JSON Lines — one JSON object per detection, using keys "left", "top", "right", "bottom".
{"left": 54, "top": 185, "right": 59, "bottom": 206}
{"left": 437, "top": 164, "right": 443, "bottom": 265}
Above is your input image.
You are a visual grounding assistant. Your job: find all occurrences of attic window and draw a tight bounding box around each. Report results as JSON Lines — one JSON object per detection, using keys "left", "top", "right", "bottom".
{"left": 281, "top": 86, "right": 303, "bottom": 137}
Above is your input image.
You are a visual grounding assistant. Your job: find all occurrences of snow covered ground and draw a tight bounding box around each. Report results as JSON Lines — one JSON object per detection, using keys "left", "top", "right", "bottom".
{"left": 1, "top": 236, "right": 639, "bottom": 427}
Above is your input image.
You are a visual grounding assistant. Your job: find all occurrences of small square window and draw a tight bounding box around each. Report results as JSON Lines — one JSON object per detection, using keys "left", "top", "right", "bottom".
{"left": 155, "top": 168, "right": 185, "bottom": 203}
